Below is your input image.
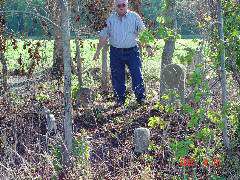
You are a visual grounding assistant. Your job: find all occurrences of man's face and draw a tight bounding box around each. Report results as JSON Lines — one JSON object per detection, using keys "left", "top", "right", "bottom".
{"left": 116, "top": 3, "right": 127, "bottom": 16}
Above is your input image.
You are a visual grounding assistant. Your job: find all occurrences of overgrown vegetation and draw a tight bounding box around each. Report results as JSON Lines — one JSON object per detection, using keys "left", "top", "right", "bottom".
{"left": 0, "top": 0, "right": 240, "bottom": 179}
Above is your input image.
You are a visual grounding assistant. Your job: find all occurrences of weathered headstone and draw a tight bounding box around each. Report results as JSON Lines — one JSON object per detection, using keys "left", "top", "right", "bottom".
{"left": 41, "top": 107, "right": 57, "bottom": 136}
{"left": 160, "top": 64, "right": 186, "bottom": 104}
{"left": 133, "top": 128, "right": 150, "bottom": 154}
{"left": 37, "top": 106, "right": 57, "bottom": 152}
{"left": 188, "top": 48, "right": 204, "bottom": 75}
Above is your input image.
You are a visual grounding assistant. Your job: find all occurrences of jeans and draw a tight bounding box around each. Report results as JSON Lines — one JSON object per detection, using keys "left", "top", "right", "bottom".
{"left": 109, "top": 45, "right": 145, "bottom": 104}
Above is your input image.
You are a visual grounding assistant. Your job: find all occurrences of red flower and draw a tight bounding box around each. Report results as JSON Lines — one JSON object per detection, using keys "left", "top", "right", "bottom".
{"left": 213, "top": 158, "right": 221, "bottom": 167}
{"left": 179, "top": 157, "right": 195, "bottom": 167}
{"left": 188, "top": 158, "right": 195, "bottom": 167}
{"left": 75, "top": 15, "right": 80, "bottom": 22}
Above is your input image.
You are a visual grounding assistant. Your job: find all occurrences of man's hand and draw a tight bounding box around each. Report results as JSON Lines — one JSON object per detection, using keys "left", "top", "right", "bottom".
{"left": 146, "top": 46, "right": 154, "bottom": 57}
{"left": 93, "top": 37, "right": 108, "bottom": 61}
{"left": 93, "top": 50, "right": 101, "bottom": 61}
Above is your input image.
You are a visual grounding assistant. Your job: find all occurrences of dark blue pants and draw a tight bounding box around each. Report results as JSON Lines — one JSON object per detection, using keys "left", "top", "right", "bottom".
{"left": 110, "top": 46, "right": 145, "bottom": 104}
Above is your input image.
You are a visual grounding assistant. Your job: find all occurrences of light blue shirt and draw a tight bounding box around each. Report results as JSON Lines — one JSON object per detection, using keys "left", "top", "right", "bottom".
{"left": 99, "top": 11, "right": 146, "bottom": 48}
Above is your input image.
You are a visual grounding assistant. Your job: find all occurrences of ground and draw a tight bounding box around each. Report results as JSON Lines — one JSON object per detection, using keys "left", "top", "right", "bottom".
{"left": 0, "top": 38, "right": 239, "bottom": 179}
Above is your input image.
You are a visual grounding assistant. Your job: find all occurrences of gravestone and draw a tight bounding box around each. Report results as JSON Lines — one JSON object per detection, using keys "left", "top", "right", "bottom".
{"left": 133, "top": 128, "right": 150, "bottom": 154}
{"left": 160, "top": 64, "right": 186, "bottom": 104}
{"left": 37, "top": 106, "right": 57, "bottom": 152}
{"left": 41, "top": 107, "right": 57, "bottom": 136}
{"left": 188, "top": 48, "right": 204, "bottom": 74}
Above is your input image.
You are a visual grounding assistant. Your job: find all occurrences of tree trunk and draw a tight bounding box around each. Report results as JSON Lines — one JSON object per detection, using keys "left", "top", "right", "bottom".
{"left": 160, "top": 0, "right": 177, "bottom": 100}
{"left": 161, "top": 0, "right": 177, "bottom": 68}
{"left": 216, "top": 0, "right": 231, "bottom": 154}
{"left": 228, "top": 58, "right": 240, "bottom": 88}
{"left": 52, "top": 33, "right": 64, "bottom": 78}
{"left": 0, "top": 53, "right": 8, "bottom": 95}
{"left": 47, "top": 0, "right": 64, "bottom": 78}
{"left": 75, "top": 35, "right": 82, "bottom": 88}
{"left": 0, "top": 15, "right": 8, "bottom": 96}
{"left": 129, "top": 0, "right": 143, "bottom": 17}
{"left": 71, "top": 0, "right": 83, "bottom": 88}
{"left": 101, "top": 44, "right": 108, "bottom": 92}
{"left": 60, "top": 0, "right": 73, "bottom": 166}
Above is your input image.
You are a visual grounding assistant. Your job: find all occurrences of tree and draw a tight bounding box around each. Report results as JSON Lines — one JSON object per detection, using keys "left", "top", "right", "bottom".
{"left": 216, "top": 0, "right": 231, "bottom": 154}
{"left": 0, "top": 12, "right": 8, "bottom": 97}
{"left": 161, "top": 0, "right": 177, "bottom": 68}
{"left": 223, "top": 0, "right": 240, "bottom": 88}
{"left": 101, "top": 44, "right": 108, "bottom": 92}
{"left": 59, "top": 0, "right": 73, "bottom": 166}
{"left": 45, "top": 0, "right": 64, "bottom": 78}
{"left": 159, "top": 0, "right": 177, "bottom": 101}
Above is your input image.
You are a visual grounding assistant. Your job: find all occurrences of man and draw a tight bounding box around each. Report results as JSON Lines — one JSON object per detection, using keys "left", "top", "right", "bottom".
{"left": 93, "top": 0, "right": 153, "bottom": 106}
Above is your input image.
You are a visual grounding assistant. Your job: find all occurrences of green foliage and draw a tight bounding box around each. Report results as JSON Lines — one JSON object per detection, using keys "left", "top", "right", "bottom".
{"left": 51, "top": 135, "right": 90, "bottom": 175}
{"left": 165, "top": 104, "right": 175, "bottom": 114}
{"left": 36, "top": 92, "right": 50, "bottom": 102}
{"left": 210, "top": 175, "right": 225, "bottom": 180}
{"left": 144, "top": 154, "right": 154, "bottom": 163}
{"left": 170, "top": 140, "right": 194, "bottom": 160}
{"left": 52, "top": 145, "right": 63, "bottom": 173}
{"left": 223, "top": 1, "right": 240, "bottom": 69}
{"left": 148, "top": 116, "right": 167, "bottom": 129}
{"left": 72, "top": 137, "right": 90, "bottom": 162}
{"left": 71, "top": 75, "right": 80, "bottom": 100}
{"left": 207, "top": 110, "right": 224, "bottom": 129}
{"left": 178, "top": 47, "right": 196, "bottom": 65}
{"left": 188, "top": 66, "right": 202, "bottom": 86}
{"left": 139, "top": 29, "right": 155, "bottom": 44}
{"left": 182, "top": 103, "right": 205, "bottom": 129}
{"left": 148, "top": 143, "right": 159, "bottom": 151}
{"left": 153, "top": 101, "right": 164, "bottom": 111}
{"left": 196, "top": 127, "right": 213, "bottom": 142}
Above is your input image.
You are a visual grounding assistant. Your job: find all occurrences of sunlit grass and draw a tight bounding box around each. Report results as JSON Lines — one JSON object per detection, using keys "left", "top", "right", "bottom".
{"left": 4, "top": 38, "right": 199, "bottom": 83}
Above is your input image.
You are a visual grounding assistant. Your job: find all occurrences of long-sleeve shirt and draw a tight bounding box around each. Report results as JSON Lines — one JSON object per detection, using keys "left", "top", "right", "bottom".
{"left": 99, "top": 10, "right": 146, "bottom": 48}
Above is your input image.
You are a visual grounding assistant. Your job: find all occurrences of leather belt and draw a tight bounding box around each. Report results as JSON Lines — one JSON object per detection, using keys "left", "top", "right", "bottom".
{"left": 110, "top": 45, "right": 137, "bottom": 51}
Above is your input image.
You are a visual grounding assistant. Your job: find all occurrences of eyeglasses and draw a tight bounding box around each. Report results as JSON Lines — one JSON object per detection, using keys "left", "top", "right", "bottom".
{"left": 117, "top": 3, "right": 126, "bottom": 8}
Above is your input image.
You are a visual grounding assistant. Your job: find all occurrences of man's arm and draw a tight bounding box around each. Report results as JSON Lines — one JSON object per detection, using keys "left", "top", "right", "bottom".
{"left": 93, "top": 18, "right": 110, "bottom": 61}
{"left": 93, "top": 36, "right": 108, "bottom": 61}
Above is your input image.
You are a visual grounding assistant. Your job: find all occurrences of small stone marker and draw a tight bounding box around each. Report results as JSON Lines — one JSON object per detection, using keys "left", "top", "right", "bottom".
{"left": 37, "top": 106, "right": 57, "bottom": 152}
{"left": 42, "top": 107, "right": 57, "bottom": 135}
{"left": 133, "top": 127, "right": 150, "bottom": 154}
{"left": 160, "top": 64, "right": 186, "bottom": 104}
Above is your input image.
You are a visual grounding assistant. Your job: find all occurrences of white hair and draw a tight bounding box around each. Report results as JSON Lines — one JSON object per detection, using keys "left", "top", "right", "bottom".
{"left": 115, "top": 0, "right": 128, "bottom": 5}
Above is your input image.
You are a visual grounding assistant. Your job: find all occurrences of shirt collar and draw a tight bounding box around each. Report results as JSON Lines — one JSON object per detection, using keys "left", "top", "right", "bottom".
{"left": 115, "top": 10, "right": 130, "bottom": 18}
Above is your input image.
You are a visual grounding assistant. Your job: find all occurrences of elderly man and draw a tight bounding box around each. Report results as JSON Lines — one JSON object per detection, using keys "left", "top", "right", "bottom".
{"left": 93, "top": 0, "right": 153, "bottom": 106}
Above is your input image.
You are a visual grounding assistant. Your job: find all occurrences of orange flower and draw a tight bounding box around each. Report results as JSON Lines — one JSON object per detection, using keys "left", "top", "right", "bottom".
{"left": 202, "top": 159, "right": 209, "bottom": 167}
